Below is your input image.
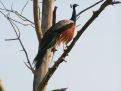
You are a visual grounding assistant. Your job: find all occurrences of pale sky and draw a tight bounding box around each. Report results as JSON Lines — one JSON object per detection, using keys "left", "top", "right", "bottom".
{"left": 0, "top": 0, "right": 121, "bottom": 91}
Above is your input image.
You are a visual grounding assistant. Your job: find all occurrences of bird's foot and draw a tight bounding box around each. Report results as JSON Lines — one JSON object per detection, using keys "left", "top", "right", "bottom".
{"left": 51, "top": 48, "right": 57, "bottom": 52}
{"left": 63, "top": 45, "right": 69, "bottom": 51}
{"left": 66, "top": 45, "right": 69, "bottom": 49}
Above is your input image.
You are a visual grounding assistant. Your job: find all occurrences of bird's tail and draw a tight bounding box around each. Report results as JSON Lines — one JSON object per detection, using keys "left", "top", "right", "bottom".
{"left": 33, "top": 48, "right": 47, "bottom": 69}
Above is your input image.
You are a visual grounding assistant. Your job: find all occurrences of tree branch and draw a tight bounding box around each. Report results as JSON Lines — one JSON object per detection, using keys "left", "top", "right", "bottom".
{"left": 52, "top": 88, "right": 67, "bottom": 91}
{"left": 0, "top": 10, "right": 34, "bottom": 73}
{"left": 7, "top": 17, "right": 34, "bottom": 73}
{"left": 38, "top": 0, "right": 120, "bottom": 90}
{"left": 0, "top": 80, "right": 5, "bottom": 91}
{"left": 21, "top": 0, "right": 30, "bottom": 14}
{"left": 52, "top": 6, "right": 57, "bottom": 25}
{"left": 33, "top": 0, "right": 42, "bottom": 42}
{"left": 0, "top": 8, "right": 34, "bottom": 24}
{"left": 76, "top": 0, "right": 104, "bottom": 18}
{"left": 0, "top": 0, "right": 34, "bottom": 26}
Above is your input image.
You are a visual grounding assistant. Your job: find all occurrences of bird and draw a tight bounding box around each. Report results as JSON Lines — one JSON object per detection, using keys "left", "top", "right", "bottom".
{"left": 34, "top": 4, "right": 78, "bottom": 69}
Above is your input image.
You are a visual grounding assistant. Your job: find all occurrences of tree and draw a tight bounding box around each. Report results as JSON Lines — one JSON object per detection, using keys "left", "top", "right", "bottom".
{"left": 0, "top": 0, "right": 120, "bottom": 91}
{"left": 0, "top": 80, "right": 5, "bottom": 91}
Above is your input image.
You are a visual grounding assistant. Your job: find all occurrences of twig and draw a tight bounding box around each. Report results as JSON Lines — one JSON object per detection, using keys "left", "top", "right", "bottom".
{"left": 21, "top": 0, "right": 30, "bottom": 14}
{"left": 6, "top": 14, "right": 34, "bottom": 73}
{"left": 0, "top": 0, "right": 7, "bottom": 9}
{"left": 76, "top": 24, "right": 81, "bottom": 28}
{"left": 52, "top": 88, "right": 67, "bottom": 91}
{"left": 0, "top": 0, "right": 34, "bottom": 25}
{"left": 38, "top": 0, "right": 120, "bottom": 90}
{"left": 0, "top": 9, "right": 34, "bottom": 28}
{"left": 9, "top": 17, "right": 34, "bottom": 27}
{"left": 0, "top": 8, "right": 34, "bottom": 24}
{"left": 76, "top": 0, "right": 104, "bottom": 18}
{"left": 0, "top": 0, "right": 35, "bottom": 73}
{"left": 52, "top": 6, "right": 57, "bottom": 25}
{"left": 111, "top": 1, "right": 121, "bottom": 4}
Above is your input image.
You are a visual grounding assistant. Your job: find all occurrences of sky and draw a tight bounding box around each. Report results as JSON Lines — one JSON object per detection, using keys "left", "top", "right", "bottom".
{"left": 0, "top": 0, "right": 121, "bottom": 91}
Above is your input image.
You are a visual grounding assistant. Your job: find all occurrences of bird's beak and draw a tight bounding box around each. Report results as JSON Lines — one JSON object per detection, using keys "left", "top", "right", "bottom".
{"left": 76, "top": 4, "right": 79, "bottom": 7}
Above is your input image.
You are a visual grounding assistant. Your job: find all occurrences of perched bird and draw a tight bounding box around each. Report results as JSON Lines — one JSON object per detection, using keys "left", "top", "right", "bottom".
{"left": 34, "top": 4, "right": 78, "bottom": 69}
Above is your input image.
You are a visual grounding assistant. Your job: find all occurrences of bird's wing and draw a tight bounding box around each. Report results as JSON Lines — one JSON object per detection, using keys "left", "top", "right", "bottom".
{"left": 48, "top": 20, "right": 74, "bottom": 33}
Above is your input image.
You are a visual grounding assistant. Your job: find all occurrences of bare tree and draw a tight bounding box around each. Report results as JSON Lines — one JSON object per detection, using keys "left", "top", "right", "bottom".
{"left": 0, "top": 0, "right": 120, "bottom": 91}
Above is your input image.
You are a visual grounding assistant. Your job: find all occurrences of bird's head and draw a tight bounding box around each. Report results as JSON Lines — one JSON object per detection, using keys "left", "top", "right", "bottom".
{"left": 73, "top": 4, "right": 79, "bottom": 7}
{"left": 70, "top": 4, "right": 79, "bottom": 8}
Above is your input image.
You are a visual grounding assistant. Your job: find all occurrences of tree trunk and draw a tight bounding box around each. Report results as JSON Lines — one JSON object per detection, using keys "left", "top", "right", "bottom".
{"left": 0, "top": 80, "right": 5, "bottom": 91}
{"left": 33, "top": 0, "right": 54, "bottom": 91}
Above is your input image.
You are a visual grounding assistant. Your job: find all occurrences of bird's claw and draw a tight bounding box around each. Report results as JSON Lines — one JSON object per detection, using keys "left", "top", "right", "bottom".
{"left": 51, "top": 48, "right": 57, "bottom": 52}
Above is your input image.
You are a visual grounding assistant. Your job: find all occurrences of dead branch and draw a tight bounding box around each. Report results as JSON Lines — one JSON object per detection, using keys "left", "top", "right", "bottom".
{"left": 0, "top": 0, "right": 34, "bottom": 24}
{"left": 9, "top": 17, "right": 35, "bottom": 27}
{"left": 11, "top": 19, "right": 34, "bottom": 73}
{"left": 76, "top": 0, "right": 104, "bottom": 18}
{"left": 0, "top": 0, "right": 7, "bottom": 9}
{"left": 0, "top": 0, "right": 34, "bottom": 27}
{"left": 21, "top": 0, "right": 30, "bottom": 14}
{"left": 33, "top": 0, "right": 42, "bottom": 42}
{"left": 8, "top": 17, "right": 34, "bottom": 73}
{"left": 0, "top": 11, "right": 26, "bottom": 41}
{"left": 0, "top": 10, "right": 34, "bottom": 73}
{"left": 52, "top": 6, "right": 57, "bottom": 25}
{"left": 38, "top": 0, "right": 120, "bottom": 90}
{"left": 52, "top": 88, "right": 67, "bottom": 91}
{"left": 0, "top": 8, "right": 34, "bottom": 24}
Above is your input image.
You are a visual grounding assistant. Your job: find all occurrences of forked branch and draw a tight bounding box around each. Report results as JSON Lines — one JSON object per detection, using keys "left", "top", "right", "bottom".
{"left": 7, "top": 17, "right": 34, "bottom": 73}
{"left": 0, "top": 10, "right": 34, "bottom": 73}
{"left": 0, "top": 0, "right": 34, "bottom": 26}
{"left": 76, "top": 0, "right": 104, "bottom": 17}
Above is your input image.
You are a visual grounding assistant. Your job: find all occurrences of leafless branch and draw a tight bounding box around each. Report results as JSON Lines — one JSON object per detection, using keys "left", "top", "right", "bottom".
{"left": 76, "top": 24, "right": 81, "bottom": 28}
{"left": 10, "top": 17, "right": 35, "bottom": 27}
{"left": 0, "top": 7, "right": 34, "bottom": 25}
{"left": 52, "top": 88, "right": 67, "bottom": 91}
{"left": 52, "top": 6, "right": 57, "bottom": 25}
{"left": 24, "top": 61, "right": 33, "bottom": 71}
{"left": 8, "top": 17, "right": 34, "bottom": 73}
{"left": 76, "top": 0, "right": 104, "bottom": 18}
{"left": 38, "top": 0, "right": 120, "bottom": 90}
{"left": 0, "top": 0, "right": 34, "bottom": 28}
{"left": 21, "top": 0, "right": 30, "bottom": 14}
{"left": 0, "top": 0, "right": 6, "bottom": 9}
{"left": 111, "top": 1, "right": 121, "bottom": 4}
{"left": 0, "top": 10, "right": 34, "bottom": 73}
{"left": 0, "top": 9, "right": 34, "bottom": 27}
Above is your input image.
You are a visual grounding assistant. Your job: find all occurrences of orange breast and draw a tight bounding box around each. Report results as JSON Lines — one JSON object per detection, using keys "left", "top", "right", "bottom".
{"left": 57, "top": 25, "right": 75, "bottom": 45}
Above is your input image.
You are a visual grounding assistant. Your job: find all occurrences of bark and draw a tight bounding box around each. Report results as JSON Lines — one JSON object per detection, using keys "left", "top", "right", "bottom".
{"left": 33, "top": 0, "right": 54, "bottom": 91}
{"left": 33, "top": 0, "right": 42, "bottom": 41}
{"left": 0, "top": 80, "right": 5, "bottom": 91}
{"left": 41, "top": 0, "right": 54, "bottom": 34}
